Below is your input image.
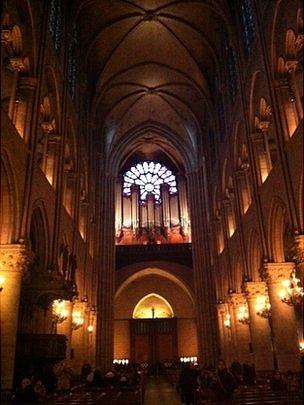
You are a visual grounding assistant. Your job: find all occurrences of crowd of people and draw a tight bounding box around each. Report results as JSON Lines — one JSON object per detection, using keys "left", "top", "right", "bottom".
{"left": 178, "top": 359, "right": 302, "bottom": 405}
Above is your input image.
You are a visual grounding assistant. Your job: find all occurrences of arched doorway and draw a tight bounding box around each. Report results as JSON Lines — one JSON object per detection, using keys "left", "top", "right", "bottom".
{"left": 114, "top": 269, "right": 198, "bottom": 364}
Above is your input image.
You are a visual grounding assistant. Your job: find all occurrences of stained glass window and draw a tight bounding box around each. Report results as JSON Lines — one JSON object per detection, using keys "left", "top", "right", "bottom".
{"left": 123, "top": 162, "right": 177, "bottom": 202}
{"left": 240, "top": 0, "right": 256, "bottom": 54}
{"left": 67, "top": 24, "right": 78, "bottom": 99}
{"left": 48, "top": 0, "right": 63, "bottom": 51}
{"left": 226, "top": 44, "right": 238, "bottom": 103}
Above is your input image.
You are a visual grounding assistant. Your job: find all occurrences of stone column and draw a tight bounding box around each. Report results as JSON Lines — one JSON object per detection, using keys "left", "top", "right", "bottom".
{"left": 57, "top": 301, "right": 73, "bottom": 359}
{"left": 244, "top": 281, "right": 273, "bottom": 371}
{"left": 263, "top": 262, "right": 300, "bottom": 372}
{"left": 229, "top": 293, "right": 253, "bottom": 364}
{"left": 96, "top": 173, "right": 115, "bottom": 372}
{"left": 7, "top": 56, "right": 28, "bottom": 121}
{"left": 115, "top": 179, "right": 122, "bottom": 235}
{"left": 0, "top": 244, "right": 32, "bottom": 390}
{"left": 216, "top": 303, "right": 231, "bottom": 363}
{"left": 71, "top": 302, "right": 87, "bottom": 363}
{"left": 13, "top": 77, "right": 37, "bottom": 142}
{"left": 250, "top": 132, "right": 272, "bottom": 184}
{"left": 187, "top": 169, "right": 218, "bottom": 365}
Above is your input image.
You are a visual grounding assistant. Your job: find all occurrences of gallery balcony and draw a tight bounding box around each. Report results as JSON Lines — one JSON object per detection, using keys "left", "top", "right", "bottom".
{"left": 116, "top": 242, "right": 192, "bottom": 269}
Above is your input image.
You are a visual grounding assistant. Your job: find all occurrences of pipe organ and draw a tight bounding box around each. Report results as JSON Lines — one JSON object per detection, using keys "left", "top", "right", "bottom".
{"left": 115, "top": 162, "right": 191, "bottom": 245}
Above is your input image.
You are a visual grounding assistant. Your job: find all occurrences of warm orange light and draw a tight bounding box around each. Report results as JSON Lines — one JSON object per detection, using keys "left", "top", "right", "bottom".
{"left": 87, "top": 325, "right": 94, "bottom": 333}
{"left": 0, "top": 274, "right": 5, "bottom": 291}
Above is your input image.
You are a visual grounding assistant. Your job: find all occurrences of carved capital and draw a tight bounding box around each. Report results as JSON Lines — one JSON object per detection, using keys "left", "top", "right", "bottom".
{"left": 41, "top": 121, "right": 54, "bottom": 134}
{"left": 216, "top": 302, "right": 228, "bottom": 315}
{"left": 229, "top": 293, "right": 247, "bottom": 307}
{"left": 7, "top": 56, "right": 27, "bottom": 72}
{"left": 19, "top": 76, "right": 38, "bottom": 91}
{"left": 1, "top": 29, "right": 12, "bottom": 45}
{"left": 0, "top": 244, "right": 33, "bottom": 275}
{"left": 244, "top": 281, "right": 267, "bottom": 298}
{"left": 262, "top": 262, "right": 294, "bottom": 284}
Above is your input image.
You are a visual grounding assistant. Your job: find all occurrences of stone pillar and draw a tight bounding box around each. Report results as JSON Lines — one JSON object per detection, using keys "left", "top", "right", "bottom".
{"left": 229, "top": 293, "right": 253, "bottom": 364}
{"left": 187, "top": 169, "right": 218, "bottom": 365}
{"left": 96, "top": 173, "right": 115, "bottom": 372}
{"left": 250, "top": 132, "right": 272, "bottom": 184}
{"left": 244, "top": 281, "right": 273, "bottom": 371}
{"left": 13, "top": 76, "right": 37, "bottom": 142}
{"left": 263, "top": 262, "right": 300, "bottom": 372}
{"left": 0, "top": 244, "right": 32, "bottom": 390}
{"left": 216, "top": 303, "right": 231, "bottom": 363}
{"left": 71, "top": 302, "right": 87, "bottom": 363}
{"left": 7, "top": 56, "right": 28, "bottom": 121}
{"left": 115, "top": 179, "right": 122, "bottom": 235}
{"left": 57, "top": 301, "right": 73, "bottom": 359}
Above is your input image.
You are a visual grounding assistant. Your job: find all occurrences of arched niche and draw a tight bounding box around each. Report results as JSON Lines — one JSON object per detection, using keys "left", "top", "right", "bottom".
{"left": 132, "top": 293, "right": 174, "bottom": 319}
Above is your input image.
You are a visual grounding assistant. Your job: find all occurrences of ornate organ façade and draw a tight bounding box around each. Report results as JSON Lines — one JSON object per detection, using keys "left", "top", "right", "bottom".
{"left": 115, "top": 161, "right": 191, "bottom": 245}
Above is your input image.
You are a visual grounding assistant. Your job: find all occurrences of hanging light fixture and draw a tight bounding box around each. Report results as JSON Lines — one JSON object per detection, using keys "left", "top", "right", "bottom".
{"left": 255, "top": 295, "right": 271, "bottom": 318}
{"left": 237, "top": 305, "right": 250, "bottom": 324}
{"left": 52, "top": 300, "right": 69, "bottom": 324}
{"left": 224, "top": 313, "right": 231, "bottom": 329}
{"left": 72, "top": 309, "right": 84, "bottom": 330}
{"left": 278, "top": 273, "right": 304, "bottom": 306}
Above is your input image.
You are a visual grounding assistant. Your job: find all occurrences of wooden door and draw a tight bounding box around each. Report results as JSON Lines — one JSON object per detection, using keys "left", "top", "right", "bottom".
{"left": 130, "top": 318, "right": 177, "bottom": 363}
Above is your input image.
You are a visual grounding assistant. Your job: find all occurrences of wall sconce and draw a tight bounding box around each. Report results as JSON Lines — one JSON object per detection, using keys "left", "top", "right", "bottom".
{"left": 72, "top": 309, "right": 84, "bottom": 330}
{"left": 255, "top": 295, "right": 271, "bottom": 318}
{"left": 87, "top": 325, "right": 94, "bottom": 333}
{"left": 0, "top": 275, "right": 5, "bottom": 292}
{"left": 237, "top": 305, "right": 250, "bottom": 324}
{"left": 278, "top": 273, "right": 304, "bottom": 306}
{"left": 52, "top": 300, "right": 69, "bottom": 324}
{"left": 224, "top": 313, "right": 231, "bottom": 329}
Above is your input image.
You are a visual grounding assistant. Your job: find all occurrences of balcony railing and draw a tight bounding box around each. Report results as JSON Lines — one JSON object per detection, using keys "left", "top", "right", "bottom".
{"left": 116, "top": 243, "right": 192, "bottom": 269}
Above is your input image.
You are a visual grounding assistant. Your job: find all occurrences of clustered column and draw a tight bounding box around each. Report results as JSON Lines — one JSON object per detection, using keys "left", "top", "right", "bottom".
{"left": 187, "top": 168, "right": 218, "bottom": 365}
{"left": 0, "top": 244, "right": 33, "bottom": 390}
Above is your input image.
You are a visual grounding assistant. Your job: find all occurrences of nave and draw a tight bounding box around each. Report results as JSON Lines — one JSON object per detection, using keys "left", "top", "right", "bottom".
{"left": 45, "top": 376, "right": 303, "bottom": 405}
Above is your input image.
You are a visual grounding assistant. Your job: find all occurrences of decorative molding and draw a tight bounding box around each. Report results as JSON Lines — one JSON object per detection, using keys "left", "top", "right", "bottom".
{"left": 0, "top": 244, "right": 33, "bottom": 275}
{"left": 244, "top": 281, "right": 267, "bottom": 298}
{"left": 262, "top": 262, "right": 294, "bottom": 284}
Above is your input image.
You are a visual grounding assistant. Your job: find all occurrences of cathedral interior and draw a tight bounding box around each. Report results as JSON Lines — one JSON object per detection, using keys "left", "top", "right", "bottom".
{"left": 0, "top": 0, "right": 303, "bottom": 403}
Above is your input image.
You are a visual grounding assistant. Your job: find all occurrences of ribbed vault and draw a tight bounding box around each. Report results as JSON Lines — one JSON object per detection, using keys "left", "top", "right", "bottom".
{"left": 75, "top": 0, "right": 231, "bottom": 170}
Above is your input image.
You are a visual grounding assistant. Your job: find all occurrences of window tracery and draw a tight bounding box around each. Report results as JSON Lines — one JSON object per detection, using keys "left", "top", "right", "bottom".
{"left": 123, "top": 161, "right": 177, "bottom": 203}
{"left": 48, "top": 0, "right": 63, "bottom": 51}
{"left": 240, "top": 0, "right": 256, "bottom": 54}
{"left": 67, "top": 24, "right": 78, "bottom": 99}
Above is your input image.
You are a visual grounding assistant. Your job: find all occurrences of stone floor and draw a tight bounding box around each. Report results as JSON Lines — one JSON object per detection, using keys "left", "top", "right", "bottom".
{"left": 144, "top": 376, "right": 181, "bottom": 405}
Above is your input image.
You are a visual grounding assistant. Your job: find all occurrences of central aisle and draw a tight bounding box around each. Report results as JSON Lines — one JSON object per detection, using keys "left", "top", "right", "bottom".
{"left": 144, "top": 377, "right": 181, "bottom": 405}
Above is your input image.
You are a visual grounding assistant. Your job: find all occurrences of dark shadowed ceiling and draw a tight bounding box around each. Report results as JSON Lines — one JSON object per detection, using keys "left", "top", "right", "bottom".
{"left": 75, "top": 0, "right": 233, "bottom": 171}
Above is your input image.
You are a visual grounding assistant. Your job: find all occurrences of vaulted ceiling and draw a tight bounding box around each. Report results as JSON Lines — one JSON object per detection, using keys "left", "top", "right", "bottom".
{"left": 75, "top": 0, "right": 233, "bottom": 171}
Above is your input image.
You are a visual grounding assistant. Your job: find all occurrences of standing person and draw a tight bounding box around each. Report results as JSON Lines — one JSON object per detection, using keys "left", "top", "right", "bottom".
{"left": 215, "top": 360, "right": 236, "bottom": 404}
{"left": 179, "top": 363, "right": 198, "bottom": 405}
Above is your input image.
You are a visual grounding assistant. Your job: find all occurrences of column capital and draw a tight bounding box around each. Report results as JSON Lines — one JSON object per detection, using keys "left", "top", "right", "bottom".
{"left": 244, "top": 281, "right": 267, "bottom": 298}
{"left": 262, "top": 262, "right": 294, "bottom": 283}
{"left": 229, "top": 293, "right": 247, "bottom": 307}
{"left": 0, "top": 244, "right": 33, "bottom": 275}
{"left": 7, "top": 56, "right": 28, "bottom": 72}
{"left": 216, "top": 302, "right": 228, "bottom": 315}
{"left": 19, "top": 76, "right": 38, "bottom": 91}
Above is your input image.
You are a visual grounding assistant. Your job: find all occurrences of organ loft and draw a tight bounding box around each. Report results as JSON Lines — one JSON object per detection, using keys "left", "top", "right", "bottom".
{"left": 0, "top": 0, "right": 303, "bottom": 403}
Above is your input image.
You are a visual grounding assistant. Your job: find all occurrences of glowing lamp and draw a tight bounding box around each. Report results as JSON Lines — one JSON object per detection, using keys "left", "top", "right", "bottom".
{"left": 87, "top": 325, "right": 94, "bottom": 333}
{"left": 224, "top": 313, "right": 231, "bottom": 329}
{"left": 0, "top": 274, "right": 5, "bottom": 292}
{"left": 237, "top": 305, "right": 250, "bottom": 324}
{"left": 299, "top": 341, "right": 304, "bottom": 353}
{"left": 52, "top": 300, "right": 69, "bottom": 324}
{"left": 72, "top": 309, "right": 84, "bottom": 330}
{"left": 255, "top": 295, "right": 271, "bottom": 318}
{"left": 279, "top": 273, "right": 303, "bottom": 306}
